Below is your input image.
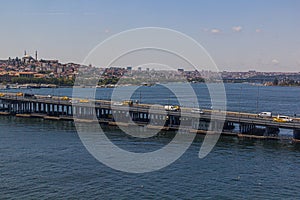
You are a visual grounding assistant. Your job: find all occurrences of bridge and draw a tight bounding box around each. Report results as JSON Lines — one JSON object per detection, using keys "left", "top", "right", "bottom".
{"left": 1, "top": 92, "right": 300, "bottom": 140}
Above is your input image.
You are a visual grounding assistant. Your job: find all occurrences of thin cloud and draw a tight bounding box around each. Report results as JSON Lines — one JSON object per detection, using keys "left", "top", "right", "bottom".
{"left": 210, "top": 28, "right": 221, "bottom": 34}
{"left": 232, "top": 26, "right": 243, "bottom": 32}
{"left": 27, "top": 12, "right": 70, "bottom": 16}
{"left": 271, "top": 59, "right": 279, "bottom": 64}
{"left": 83, "top": 12, "right": 97, "bottom": 16}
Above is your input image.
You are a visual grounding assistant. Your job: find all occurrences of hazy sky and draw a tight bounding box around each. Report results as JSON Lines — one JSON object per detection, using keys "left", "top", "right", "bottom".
{"left": 0, "top": 0, "right": 299, "bottom": 71}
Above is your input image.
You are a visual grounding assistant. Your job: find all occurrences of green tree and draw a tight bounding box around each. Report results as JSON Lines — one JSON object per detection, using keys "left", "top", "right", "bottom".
{"left": 273, "top": 78, "right": 279, "bottom": 86}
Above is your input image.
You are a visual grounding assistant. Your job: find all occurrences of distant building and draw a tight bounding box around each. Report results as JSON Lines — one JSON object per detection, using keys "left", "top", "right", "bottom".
{"left": 178, "top": 68, "right": 184, "bottom": 73}
{"left": 22, "top": 54, "right": 34, "bottom": 64}
{"left": 34, "top": 73, "right": 46, "bottom": 78}
{"left": 0, "top": 73, "right": 11, "bottom": 82}
{"left": 22, "top": 50, "right": 38, "bottom": 64}
{"left": 19, "top": 72, "right": 35, "bottom": 78}
{"left": 40, "top": 59, "right": 59, "bottom": 64}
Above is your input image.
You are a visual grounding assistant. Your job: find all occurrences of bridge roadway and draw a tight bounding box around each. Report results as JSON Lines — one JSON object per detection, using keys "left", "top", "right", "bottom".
{"left": 1, "top": 92, "right": 300, "bottom": 130}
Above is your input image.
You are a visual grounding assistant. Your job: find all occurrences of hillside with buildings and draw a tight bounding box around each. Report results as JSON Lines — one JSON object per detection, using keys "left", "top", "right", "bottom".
{"left": 1, "top": 52, "right": 300, "bottom": 87}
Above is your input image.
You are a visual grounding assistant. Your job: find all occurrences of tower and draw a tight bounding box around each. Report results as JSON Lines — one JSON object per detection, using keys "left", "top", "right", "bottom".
{"left": 35, "top": 50, "right": 38, "bottom": 60}
{"left": 24, "top": 50, "right": 27, "bottom": 56}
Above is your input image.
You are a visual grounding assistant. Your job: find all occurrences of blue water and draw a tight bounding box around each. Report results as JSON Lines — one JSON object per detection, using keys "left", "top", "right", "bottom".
{"left": 1, "top": 83, "right": 300, "bottom": 199}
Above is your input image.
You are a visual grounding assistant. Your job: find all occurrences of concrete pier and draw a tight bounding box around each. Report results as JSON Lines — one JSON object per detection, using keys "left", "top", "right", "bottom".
{"left": 293, "top": 129, "right": 300, "bottom": 140}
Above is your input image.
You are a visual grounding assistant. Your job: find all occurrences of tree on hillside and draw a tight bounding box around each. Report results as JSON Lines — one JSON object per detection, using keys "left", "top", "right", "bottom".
{"left": 273, "top": 78, "right": 278, "bottom": 86}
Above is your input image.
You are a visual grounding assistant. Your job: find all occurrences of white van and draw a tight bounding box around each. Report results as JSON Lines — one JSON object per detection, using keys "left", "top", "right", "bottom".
{"left": 258, "top": 112, "right": 272, "bottom": 118}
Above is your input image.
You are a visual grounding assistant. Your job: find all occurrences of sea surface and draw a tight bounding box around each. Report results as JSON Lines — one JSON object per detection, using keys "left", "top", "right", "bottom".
{"left": 1, "top": 83, "right": 300, "bottom": 199}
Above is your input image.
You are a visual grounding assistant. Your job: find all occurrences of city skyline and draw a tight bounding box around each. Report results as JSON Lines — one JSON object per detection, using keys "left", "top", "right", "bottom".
{"left": 0, "top": 0, "right": 299, "bottom": 72}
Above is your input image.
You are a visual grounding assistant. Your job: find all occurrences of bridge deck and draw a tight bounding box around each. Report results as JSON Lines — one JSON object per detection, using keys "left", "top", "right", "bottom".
{"left": 1, "top": 92, "right": 300, "bottom": 130}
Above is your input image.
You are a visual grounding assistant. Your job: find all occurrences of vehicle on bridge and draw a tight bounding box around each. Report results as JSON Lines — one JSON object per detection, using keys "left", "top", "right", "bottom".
{"left": 79, "top": 99, "right": 89, "bottom": 103}
{"left": 191, "top": 108, "right": 204, "bottom": 114}
{"left": 273, "top": 115, "right": 293, "bottom": 122}
{"left": 164, "top": 105, "right": 180, "bottom": 111}
{"left": 61, "top": 96, "right": 70, "bottom": 101}
{"left": 16, "top": 92, "right": 23, "bottom": 97}
{"left": 24, "top": 93, "right": 36, "bottom": 98}
{"left": 16, "top": 92, "right": 24, "bottom": 97}
{"left": 69, "top": 99, "right": 79, "bottom": 104}
{"left": 122, "top": 100, "right": 133, "bottom": 106}
{"left": 258, "top": 112, "right": 272, "bottom": 118}
{"left": 112, "top": 101, "right": 123, "bottom": 106}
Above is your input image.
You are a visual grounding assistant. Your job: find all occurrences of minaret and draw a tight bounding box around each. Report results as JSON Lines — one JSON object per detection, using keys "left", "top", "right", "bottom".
{"left": 24, "top": 50, "right": 27, "bottom": 56}
{"left": 35, "top": 50, "right": 38, "bottom": 60}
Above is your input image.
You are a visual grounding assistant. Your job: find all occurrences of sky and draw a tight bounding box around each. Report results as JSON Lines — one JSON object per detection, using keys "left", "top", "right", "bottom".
{"left": 0, "top": 0, "right": 299, "bottom": 72}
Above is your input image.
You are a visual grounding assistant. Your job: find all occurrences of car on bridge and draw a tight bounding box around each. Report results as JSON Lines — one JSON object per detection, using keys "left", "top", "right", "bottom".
{"left": 69, "top": 99, "right": 79, "bottom": 104}
{"left": 122, "top": 100, "right": 133, "bottom": 106}
{"left": 191, "top": 108, "right": 204, "bottom": 114}
{"left": 164, "top": 105, "right": 180, "bottom": 111}
{"left": 61, "top": 96, "right": 70, "bottom": 101}
{"left": 79, "top": 99, "right": 89, "bottom": 103}
{"left": 24, "top": 93, "right": 36, "bottom": 98}
{"left": 112, "top": 101, "right": 123, "bottom": 106}
{"left": 273, "top": 115, "right": 293, "bottom": 122}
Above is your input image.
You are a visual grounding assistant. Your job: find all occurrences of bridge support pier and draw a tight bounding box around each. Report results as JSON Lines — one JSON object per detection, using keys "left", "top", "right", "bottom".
{"left": 191, "top": 119, "right": 210, "bottom": 131}
{"left": 223, "top": 121, "right": 235, "bottom": 131}
{"left": 239, "top": 123, "right": 256, "bottom": 134}
{"left": 209, "top": 120, "right": 224, "bottom": 131}
{"left": 293, "top": 129, "right": 300, "bottom": 140}
{"left": 264, "top": 126, "right": 280, "bottom": 136}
